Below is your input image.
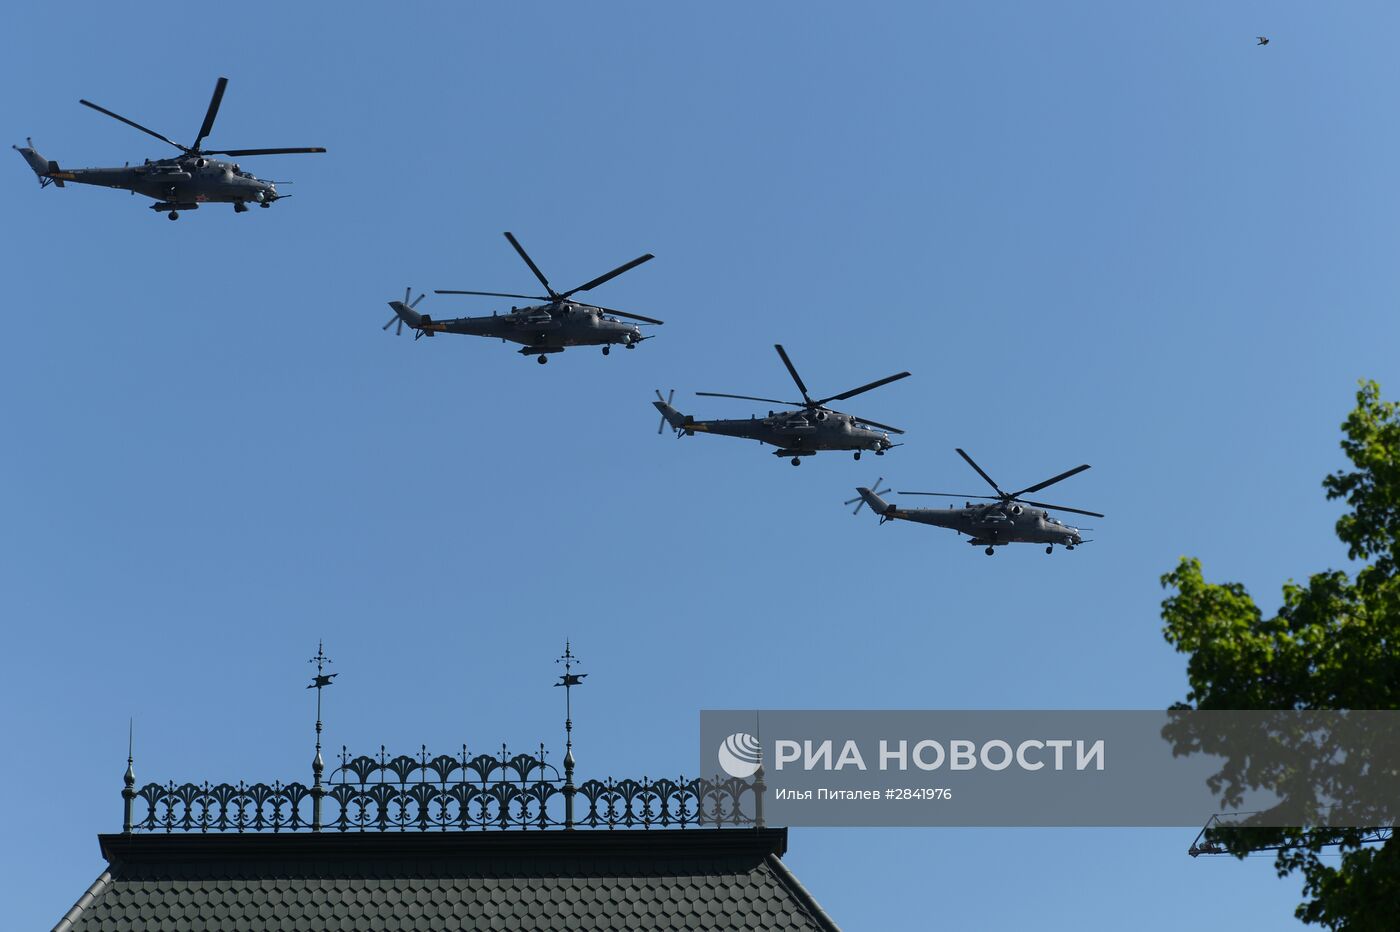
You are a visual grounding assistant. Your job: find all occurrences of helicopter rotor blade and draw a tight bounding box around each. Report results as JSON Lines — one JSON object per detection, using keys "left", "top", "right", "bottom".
{"left": 203, "top": 147, "right": 327, "bottom": 156}
{"left": 503, "top": 232, "right": 556, "bottom": 298}
{"left": 955, "top": 448, "right": 1003, "bottom": 496}
{"left": 848, "top": 415, "right": 905, "bottom": 436}
{"left": 559, "top": 254, "right": 655, "bottom": 299}
{"left": 773, "top": 344, "right": 814, "bottom": 405}
{"left": 695, "top": 391, "right": 803, "bottom": 406}
{"left": 192, "top": 76, "right": 228, "bottom": 151}
{"left": 897, "top": 492, "right": 1002, "bottom": 500}
{"left": 655, "top": 389, "right": 678, "bottom": 436}
{"left": 585, "top": 304, "right": 665, "bottom": 325}
{"left": 382, "top": 315, "right": 398, "bottom": 331}
{"left": 1014, "top": 498, "right": 1105, "bottom": 519}
{"left": 1008, "top": 464, "right": 1091, "bottom": 499}
{"left": 79, "top": 98, "right": 188, "bottom": 152}
{"left": 433, "top": 290, "right": 551, "bottom": 300}
{"left": 816, "top": 372, "right": 911, "bottom": 406}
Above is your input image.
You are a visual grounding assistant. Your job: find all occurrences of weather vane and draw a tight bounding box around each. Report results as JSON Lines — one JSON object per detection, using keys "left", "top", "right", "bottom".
{"left": 554, "top": 641, "right": 587, "bottom": 775}
{"left": 307, "top": 640, "right": 336, "bottom": 786}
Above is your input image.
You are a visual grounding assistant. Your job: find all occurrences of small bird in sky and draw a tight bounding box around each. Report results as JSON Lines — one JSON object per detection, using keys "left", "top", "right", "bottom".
{"left": 1257, "top": 36, "right": 1270, "bottom": 46}
{"left": 308, "top": 672, "right": 338, "bottom": 689}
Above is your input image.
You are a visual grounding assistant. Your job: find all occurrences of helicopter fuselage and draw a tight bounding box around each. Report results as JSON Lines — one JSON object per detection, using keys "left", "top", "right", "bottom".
{"left": 17, "top": 144, "right": 279, "bottom": 212}
{"left": 879, "top": 500, "right": 1083, "bottom": 548}
{"left": 18, "top": 77, "right": 322, "bottom": 219}
{"left": 852, "top": 449, "right": 1098, "bottom": 553}
{"left": 395, "top": 231, "right": 659, "bottom": 361}
{"left": 662, "top": 403, "right": 894, "bottom": 457}
{"left": 402, "top": 301, "right": 644, "bottom": 354}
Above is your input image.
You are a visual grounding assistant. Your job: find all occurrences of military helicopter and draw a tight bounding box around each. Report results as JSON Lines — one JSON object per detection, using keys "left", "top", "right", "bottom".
{"left": 653, "top": 344, "right": 910, "bottom": 465}
{"left": 13, "top": 77, "right": 325, "bottom": 220}
{"left": 383, "top": 232, "right": 660, "bottom": 364}
{"left": 847, "top": 448, "right": 1103, "bottom": 554}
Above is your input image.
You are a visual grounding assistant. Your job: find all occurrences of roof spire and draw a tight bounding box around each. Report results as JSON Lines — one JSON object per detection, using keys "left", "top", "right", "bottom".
{"left": 308, "top": 640, "right": 335, "bottom": 831}
{"left": 554, "top": 640, "right": 587, "bottom": 829}
{"left": 121, "top": 718, "right": 137, "bottom": 833}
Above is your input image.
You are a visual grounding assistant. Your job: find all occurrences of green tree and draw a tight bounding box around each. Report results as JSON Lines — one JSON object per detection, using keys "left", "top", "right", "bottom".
{"left": 1160, "top": 380, "right": 1400, "bottom": 929}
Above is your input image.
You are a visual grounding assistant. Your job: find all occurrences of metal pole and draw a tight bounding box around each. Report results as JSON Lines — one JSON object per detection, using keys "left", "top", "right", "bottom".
{"left": 307, "top": 641, "right": 334, "bottom": 833}
{"left": 555, "top": 641, "right": 586, "bottom": 830}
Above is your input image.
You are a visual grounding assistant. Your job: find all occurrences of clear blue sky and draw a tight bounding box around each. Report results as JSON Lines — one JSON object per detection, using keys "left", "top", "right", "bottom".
{"left": 3, "top": 2, "right": 1396, "bottom": 929}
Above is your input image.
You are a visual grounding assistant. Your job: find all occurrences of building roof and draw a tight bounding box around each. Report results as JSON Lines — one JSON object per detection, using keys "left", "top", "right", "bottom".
{"left": 55, "top": 828, "right": 841, "bottom": 932}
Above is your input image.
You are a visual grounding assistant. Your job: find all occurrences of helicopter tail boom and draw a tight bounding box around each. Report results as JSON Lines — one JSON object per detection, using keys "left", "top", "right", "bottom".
{"left": 13, "top": 139, "right": 65, "bottom": 187}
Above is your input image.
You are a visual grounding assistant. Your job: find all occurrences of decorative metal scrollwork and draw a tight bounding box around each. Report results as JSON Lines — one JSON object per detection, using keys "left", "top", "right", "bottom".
{"left": 134, "top": 780, "right": 313, "bottom": 833}
{"left": 128, "top": 744, "right": 762, "bottom": 833}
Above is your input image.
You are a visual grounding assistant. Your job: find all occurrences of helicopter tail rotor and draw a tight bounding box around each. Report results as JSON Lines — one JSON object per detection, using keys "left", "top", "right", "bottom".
{"left": 653, "top": 389, "right": 691, "bottom": 437}
{"left": 384, "top": 288, "right": 431, "bottom": 338}
{"left": 13, "top": 139, "right": 65, "bottom": 188}
{"left": 846, "top": 478, "right": 893, "bottom": 518}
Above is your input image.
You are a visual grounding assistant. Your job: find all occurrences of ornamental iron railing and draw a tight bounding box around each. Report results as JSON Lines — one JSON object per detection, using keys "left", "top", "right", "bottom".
{"left": 122, "top": 744, "right": 764, "bottom": 833}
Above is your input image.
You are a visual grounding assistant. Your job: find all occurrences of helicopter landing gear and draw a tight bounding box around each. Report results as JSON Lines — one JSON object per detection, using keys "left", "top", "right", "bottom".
{"left": 602, "top": 345, "right": 610, "bottom": 356}
{"left": 625, "top": 342, "right": 636, "bottom": 349}
{"left": 854, "top": 451, "right": 861, "bottom": 461}
{"left": 233, "top": 202, "right": 248, "bottom": 213}
{"left": 791, "top": 457, "right": 801, "bottom": 466}
{"left": 985, "top": 547, "right": 995, "bottom": 556}
{"left": 167, "top": 210, "right": 179, "bottom": 220}
{"left": 1066, "top": 544, "right": 1075, "bottom": 551}
{"left": 537, "top": 355, "right": 549, "bottom": 365}
{"left": 260, "top": 201, "right": 271, "bottom": 208}
{"left": 1046, "top": 545, "right": 1053, "bottom": 554}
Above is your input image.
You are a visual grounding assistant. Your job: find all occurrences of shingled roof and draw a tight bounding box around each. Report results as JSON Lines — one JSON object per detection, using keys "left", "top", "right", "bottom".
{"left": 54, "top": 828, "right": 841, "bottom": 932}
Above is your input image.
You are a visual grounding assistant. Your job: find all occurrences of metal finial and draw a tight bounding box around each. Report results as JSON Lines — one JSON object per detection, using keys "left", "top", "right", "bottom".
{"left": 307, "top": 640, "right": 335, "bottom": 831}
{"left": 554, "top": 641, "right": 586, "bottom": 829}
{"left": 121, "top": 718, "right": 137, "bottom": 833}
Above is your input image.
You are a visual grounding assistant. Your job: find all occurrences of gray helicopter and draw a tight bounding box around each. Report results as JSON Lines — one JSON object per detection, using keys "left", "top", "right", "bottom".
{"left": 848, "top": 448, "right": 1103, "bottom": 555}
{"left": 654, "top": 344, "right": 910, "bottom": 465}
{"left": 384, "top": 232, "right": 661, "bottom": 364}
{"left": 13, "top": 77, "right": 325, "bottom": 220}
